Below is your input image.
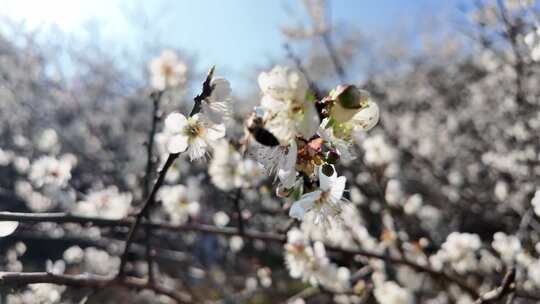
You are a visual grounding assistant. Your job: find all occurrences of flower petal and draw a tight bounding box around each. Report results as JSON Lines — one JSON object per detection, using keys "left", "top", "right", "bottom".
{"left": 0, "top": 221, "right": 18, "bottom": 237}
{"left": 164, "top": 112, "right": 188, "bottom": 133}
{"left": 330, "top": 176, "right": 347, "bottom": 203}
{"left": 206, "top": 123, "right": 226, "bottom": 141}
{"left": 298, "top": 101, "right": 320, "bottom": 139}
{"left": 167, "top": 135, "right": 188, "bottom": 154}
{"left": 289, "top": 193, "right": 319, "bottom": 220}
{"left": 319, "top": 165, "right": 337, "bottom": 191}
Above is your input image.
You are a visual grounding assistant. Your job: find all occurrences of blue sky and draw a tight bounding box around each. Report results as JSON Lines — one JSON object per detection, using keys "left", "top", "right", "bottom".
{"left": 1, "top": 0, "right": 460, "bottom": 83}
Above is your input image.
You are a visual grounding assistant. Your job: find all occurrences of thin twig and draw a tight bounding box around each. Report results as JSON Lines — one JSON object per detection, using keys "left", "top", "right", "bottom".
{"left": 474, "top": 268, "right": 516, "bottom": 304}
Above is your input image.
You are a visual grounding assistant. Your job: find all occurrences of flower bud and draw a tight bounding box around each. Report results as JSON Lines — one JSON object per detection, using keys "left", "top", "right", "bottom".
{"left": 330, "top": 85, "right": 371, "bottom": 123}
{"left": 325, "top": 150, "right": 340, "bottom": 164}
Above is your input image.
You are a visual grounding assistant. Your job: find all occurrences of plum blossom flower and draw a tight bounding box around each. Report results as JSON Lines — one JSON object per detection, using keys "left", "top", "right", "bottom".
{"left": 73, "top": 186, "right": 132, "bottom": 220}
{"left": 258, "top": 66, "right": 319, "bottom": 143}
{"left": 148, "top": 49, "right": 188, "bottom": 90}
{"left": 29, "top": 155, "right": 72, "bottom": 188}
{"left": 162, "top": 112, "right": 226, "bottom": 160}
{"left": 289, "top": 166, "right": 346, "bottom": 226}
{"left": 250, "top": 139, "right": 298, "bottom": 189}
{"left": 525, "top": 28, "right": 540, "bottom": 62}
{"left": 201, "top": 77, "right": 232, "bottom": 124}
{"left": 158, "top": 185, "right": 200, "bottom": 225}
{"left": 258, "top": 65, "right": 308, "bottom": 102}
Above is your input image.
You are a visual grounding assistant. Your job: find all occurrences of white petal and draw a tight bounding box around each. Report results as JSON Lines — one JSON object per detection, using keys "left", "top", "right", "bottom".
{"left": 188, "top": 137, "right": 208, "bottom": 160}
{"left": 164, "top": 112, "right": 188, "bottom": 133}
{"left": 298, "top": 101, "right": 320, "bottom": 139}
{"left": 289, "top": 193, "right": 319, "bottom": 220}
{"left": 330, "top": 176, "right": 346, "bottom": 203}
{"left": 167, "top": 135, "right": 188, "bottom": 154}
{"left": 210, "top": 77, "right": 231, "bottom": 101}
{"left": 278, "top": 141, "right": 297, "bottom": 187}
{"left": 319, "top": 165, "right": 337, "bottom": 191}
{"left": 0, "top": 221, "right": 18, "bottom": 237}
{"left": 206, "top": 123, "right": 226, "bottom": 141}
{"left": 351, "top": 101, "right": 379, "bottom": 131}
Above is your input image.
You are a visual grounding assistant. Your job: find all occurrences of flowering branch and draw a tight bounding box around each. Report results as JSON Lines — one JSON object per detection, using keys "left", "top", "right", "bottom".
{"left": 0, "top": 272, "right": 192, "bottom": 303}
{"left": 118, "top": 66, "right": 216, "bottom": 277}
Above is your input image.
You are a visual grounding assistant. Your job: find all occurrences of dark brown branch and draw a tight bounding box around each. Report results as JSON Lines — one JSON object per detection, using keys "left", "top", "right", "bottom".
{"left": 0, "top": 272, "right": 191, "bottom": 303}
{"left": 143, "top": 90, "right": 163, "bottom": 285}
{"left": 0, "top": 211, "right": 479, "bottom": 297}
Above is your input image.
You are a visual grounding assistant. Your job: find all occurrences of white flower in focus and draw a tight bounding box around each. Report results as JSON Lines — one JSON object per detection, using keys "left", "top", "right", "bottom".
{"left": 373, "top": 281, "right": 413, "bottom": 304}
{"left": 73, "top": 186, "right": 132, "bottom": 220}
{"left": 289, "top": 166, "right": 346, "bottom": 226}
{"left": 163, "top": 112, "right": 226, "bottom": 160}
{"left": 492, "top": 232, "right": 521, "bottom": 264}
{"left": 250, "top": 140, "right": 298, "bottom": 189}
{"left": 29, "top": 156, "right": 72, "bottom": 188}
{"left": 258, "top": 65, "right": 308, "bottom": 102}
{"left": 148, "top": 49, "right": 188, "bottom": 90}
{"left": 158, "top": 185, "right": 200, "bottom": 225}
{"left": 0, "top": 221, "right": 18, "bottom": 237}
{"left": 201, "top": 77, "right": 232, "bottom": 124}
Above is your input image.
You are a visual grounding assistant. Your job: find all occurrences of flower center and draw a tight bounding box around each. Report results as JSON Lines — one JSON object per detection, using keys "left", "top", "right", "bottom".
{"left": 184, "top": 121, "right": 203, "bottom": 138}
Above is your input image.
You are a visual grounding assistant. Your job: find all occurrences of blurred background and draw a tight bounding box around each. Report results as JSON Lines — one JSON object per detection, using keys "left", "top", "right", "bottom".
{"left": 2, "top": 0, "right": 540, "bottom": 303}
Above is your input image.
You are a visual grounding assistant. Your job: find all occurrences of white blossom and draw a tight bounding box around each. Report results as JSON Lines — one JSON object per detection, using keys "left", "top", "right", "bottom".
{"left": 289, "top": 166, "right": 346, "bottom": 226}
{"left": 29, "top": 156, "right": 72, "bottom": 188}
{"left": 73, "top": 186, "right": 132, "bottom": 220}
{"left": 162, "top": 112, "right": 226, "bottom": 160}
{"left": 158, "top": 184, "right": 200, "bottom": 225}
{"left": 148, "top": 49, "right": 188, "bottom": 90}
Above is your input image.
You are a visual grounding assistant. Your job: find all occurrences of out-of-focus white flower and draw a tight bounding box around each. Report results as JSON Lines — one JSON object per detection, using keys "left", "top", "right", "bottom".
{"left": 46, "top": 259, "right": 65, "bottom": 275}
{"left": 230, "top": 236, "right": 244, "bottom": 252}
{"left": 532, "top": 190, "right": 540, "bottom": 217}
{"left": 385, "top": 179, "right": 403, "bottom": 206}
{"left": 37, "top": 128, "right": 59, "bottom": 152}
{"left": 404, "top": 194, "right": 423, "bottom": 215}
{"left": 209, "top": 140, "right": 263, "bottom": 191}
{"left": 29, "top": 156, "right": 72, "bottom": 188}
{"left": 361, "top": 134, "right": 396, "bottom": 166}
{"left": 162, "top": 112, "right": 226, "bottom": 160}
{"left": 83, "top": 247, "right": 120, "bottom": 275}
{"left": 525, "top": 28, "right": 540, "bottom": 62}
{"left": 0, "top": 148, "right": 13, "bottom": 166}
{"left": 158, "top": 184, "right": 200, "bottom": 225}
{"left": 258, "top": 65, "right": 308, "bottom": 102}
{"left": 430, "top": 232, "right": 481, "bottom": 274}
{"left": 148, "top": 49, "right": 188, "bottom": 90}
{"left": 201, "top": 77, "right": 232, "bottom": 124}
{"left": 492, "top": 232, "right": 521, "bottom": 264}
{"left": 213, "top": 211, "right": 230, "bottom": 227}
{"left": 257, "top": 267, "right": 272, "bottom": 287}
{"left": 13, "top": 156, "right": 30, "bottom": 174}
{"left": 0, "top": 221, "right": 18, "bottom": 237}
{"left": 289, "top": 166, "right": 346, "bottom": 226}
{"left": 63, "top": 246, "right": 84, "bottom": 264}
{"left": 73, "top": 186, "right": 132, "bottom": 220}
{"left": 373, "top": 280, "right": 414, "bottom": 304}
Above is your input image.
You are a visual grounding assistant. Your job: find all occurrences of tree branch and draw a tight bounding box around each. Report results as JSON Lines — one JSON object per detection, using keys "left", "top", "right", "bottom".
{"left": 0, "top": 272, "right": 191, "bottom": 303}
